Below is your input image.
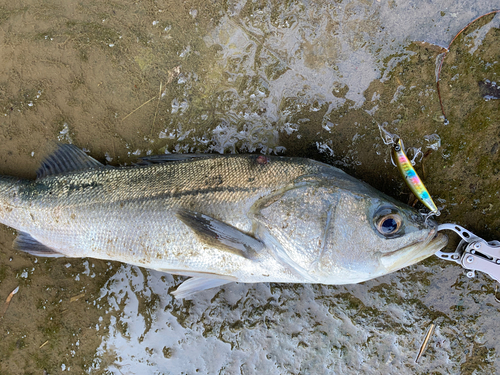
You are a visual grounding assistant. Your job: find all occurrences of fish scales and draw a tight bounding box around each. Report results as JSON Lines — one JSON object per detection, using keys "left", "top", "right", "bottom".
{"left": 0, "top": 145, "right": 447, "bottom": 297}
{"left": 0, "top": 155, "right": 317, "bottom": 280}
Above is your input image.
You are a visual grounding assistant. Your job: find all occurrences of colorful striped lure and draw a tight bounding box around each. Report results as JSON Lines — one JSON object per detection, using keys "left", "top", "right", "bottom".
{"left": 391, "top": 138, "right": 439, "bottom": 216}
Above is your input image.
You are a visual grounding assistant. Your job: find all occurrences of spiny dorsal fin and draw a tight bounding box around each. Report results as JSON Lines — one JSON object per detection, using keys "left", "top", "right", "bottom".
{"left": 37, "top": 144, "right": 104, "bottom": 179}
{"left": 177, "top": 209, "right": 263, "bottom": 259}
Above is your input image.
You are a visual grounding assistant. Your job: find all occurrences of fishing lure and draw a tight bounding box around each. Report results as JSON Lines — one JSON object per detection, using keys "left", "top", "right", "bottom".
{"left": 378, "top": 124, "right": 439, "bottom": 216}
{"left": 392, "top": 138, "right": 439, "bottom": 216}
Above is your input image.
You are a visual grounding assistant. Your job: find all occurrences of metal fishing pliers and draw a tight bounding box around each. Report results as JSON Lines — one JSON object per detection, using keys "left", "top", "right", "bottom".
{"left": 436, "top": 224, "right": 500, "bottom": 285}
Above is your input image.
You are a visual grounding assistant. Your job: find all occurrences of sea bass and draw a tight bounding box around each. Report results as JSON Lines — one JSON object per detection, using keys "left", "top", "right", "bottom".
{"left": 0, "top": 145, "right": 447, "bottom": 298}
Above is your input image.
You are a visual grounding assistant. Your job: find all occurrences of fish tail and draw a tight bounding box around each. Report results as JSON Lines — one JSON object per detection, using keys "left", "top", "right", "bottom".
{"left": 0, "top": 176, "right": 21, "bottom": 201}
{"left": 0, "top": 176, "right": 26, "bottom": 227}
{"left": 0, "top": 177, "right": 64, "bottom": 257}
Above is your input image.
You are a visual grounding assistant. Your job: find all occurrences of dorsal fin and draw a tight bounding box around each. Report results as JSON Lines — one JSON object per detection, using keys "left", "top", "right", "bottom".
{"left": 37, "top": 144, "right": 105, "bottom": 179}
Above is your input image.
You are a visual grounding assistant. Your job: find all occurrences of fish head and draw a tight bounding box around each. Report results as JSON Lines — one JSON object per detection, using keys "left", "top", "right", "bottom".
{"left": 255, "top": 164, "right": 447, "bottom": 285}
{"left": 313, "top": 177, "right": 448, "bottom": 284}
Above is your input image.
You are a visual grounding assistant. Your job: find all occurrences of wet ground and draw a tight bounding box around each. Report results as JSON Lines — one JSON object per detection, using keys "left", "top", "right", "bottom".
{"left": 0, "top": 0, "right": 499, "bottom": 374}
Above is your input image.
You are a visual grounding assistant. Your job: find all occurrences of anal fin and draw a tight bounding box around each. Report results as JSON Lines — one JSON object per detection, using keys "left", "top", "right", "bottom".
{"left": 13, "top": 232, "right": 64, "bottom": 258}
{"left": 171, "top": 277, "right": 233, "bottom": 299}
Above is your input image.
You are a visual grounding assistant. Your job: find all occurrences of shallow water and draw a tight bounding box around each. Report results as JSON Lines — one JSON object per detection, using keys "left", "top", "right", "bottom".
{"left": 0, "top": 0, "right": 499, "bottom": 374}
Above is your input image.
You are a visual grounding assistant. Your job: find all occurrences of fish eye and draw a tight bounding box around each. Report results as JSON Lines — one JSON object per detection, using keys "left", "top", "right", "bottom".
{"left": 376, "top": 214, "right": 402, "bottom": 236}
{"left": 373, "top": 207, "right": 404, "bottom": 237}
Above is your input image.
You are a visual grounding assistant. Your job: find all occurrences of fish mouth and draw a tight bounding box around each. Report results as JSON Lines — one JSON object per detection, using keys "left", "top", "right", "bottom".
{"left": 380, "top": 227, "right": 448, "bottom": 272}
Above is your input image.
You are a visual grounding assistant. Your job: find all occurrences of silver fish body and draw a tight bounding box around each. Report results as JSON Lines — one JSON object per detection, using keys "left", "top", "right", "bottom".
{"left": 0, "top": 145, "right": 447, "bottom": 297}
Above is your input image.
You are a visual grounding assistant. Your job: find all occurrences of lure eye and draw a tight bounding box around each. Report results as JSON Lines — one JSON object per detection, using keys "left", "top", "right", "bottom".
{"left": 376, "top": 214, "right": 402, "bottom": 236}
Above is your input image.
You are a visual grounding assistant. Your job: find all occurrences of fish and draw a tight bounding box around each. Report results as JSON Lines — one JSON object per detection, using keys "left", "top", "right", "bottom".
{"left": 0, "top": 144, "right": 447, "bottom": 298}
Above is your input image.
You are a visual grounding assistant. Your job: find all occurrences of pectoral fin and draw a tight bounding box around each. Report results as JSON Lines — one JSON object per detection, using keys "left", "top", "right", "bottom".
{"left": 13, "top": 232, "right": 64, "bottom": 257}
{"left": 172, "top": 277, "right": 233, "bottom": 299}
{"left": 177, "top": 209, "right": 263, "bottom": 259}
